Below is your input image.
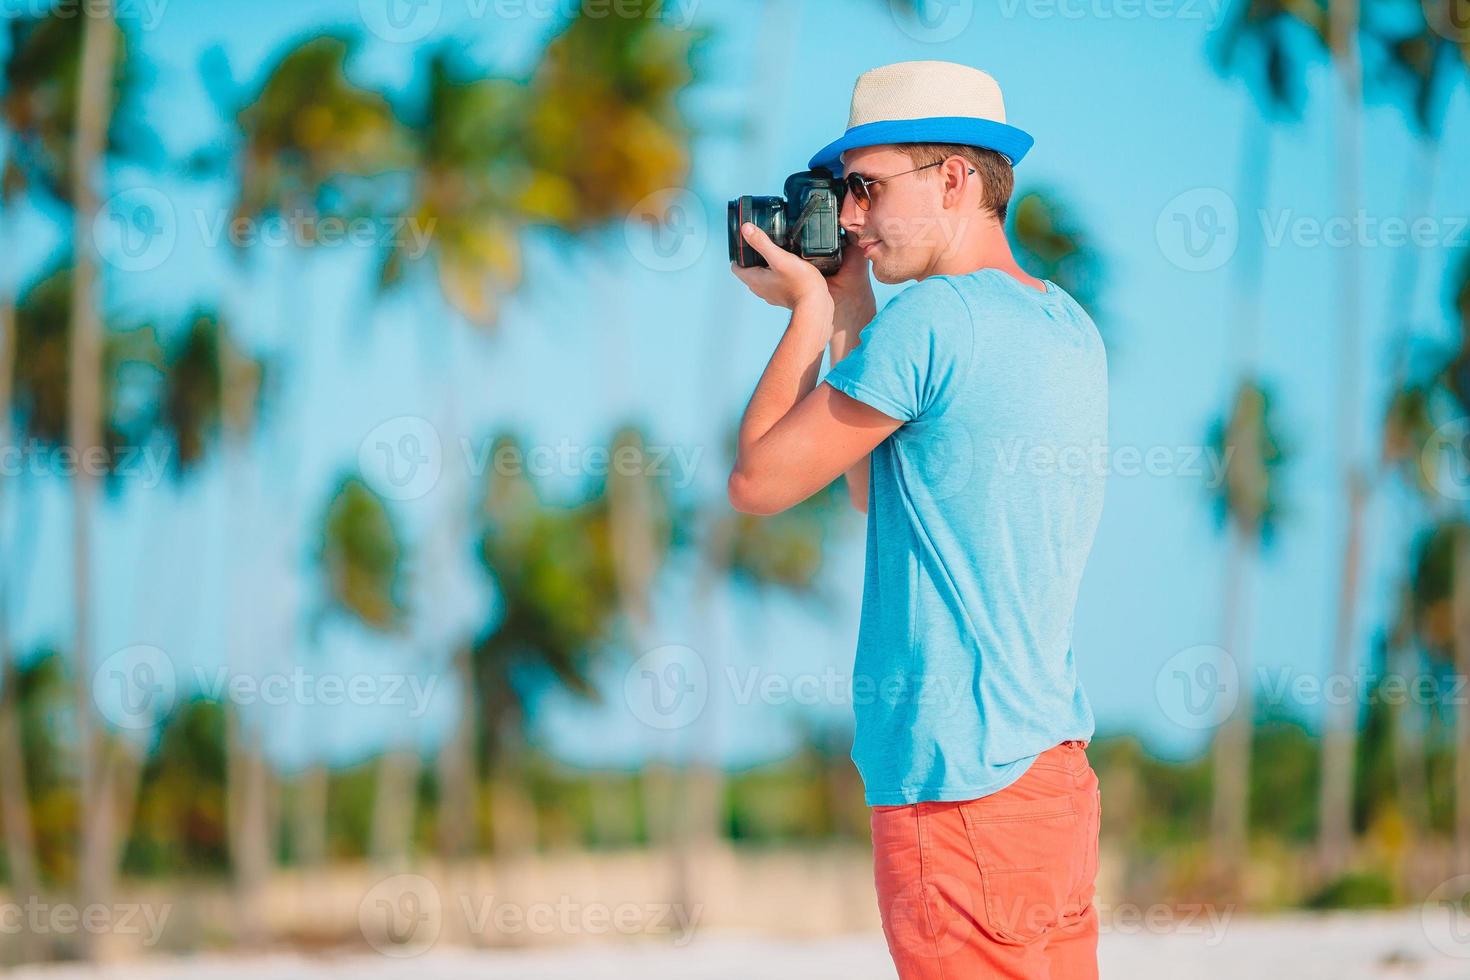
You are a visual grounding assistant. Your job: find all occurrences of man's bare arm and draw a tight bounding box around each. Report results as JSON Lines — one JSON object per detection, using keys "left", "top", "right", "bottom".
{"left": 827, "top": 286, "right": 877, "bottom": 513}
{"left": 727, "top": 223, "right": 900, "bottom": 516}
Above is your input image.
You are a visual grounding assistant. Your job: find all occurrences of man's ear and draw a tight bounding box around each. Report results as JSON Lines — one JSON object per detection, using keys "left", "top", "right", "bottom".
{"left": 942, "top": 157, "right": 976, "bottom": 208}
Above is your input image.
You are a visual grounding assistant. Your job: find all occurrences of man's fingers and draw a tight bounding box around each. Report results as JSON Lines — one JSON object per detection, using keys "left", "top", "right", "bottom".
{"left": 740, "top": 222, "right": 790, "bottom": 264}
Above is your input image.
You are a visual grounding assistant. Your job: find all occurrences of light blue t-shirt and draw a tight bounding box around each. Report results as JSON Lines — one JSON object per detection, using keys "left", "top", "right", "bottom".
{"left": 823, "top": 268, "right": 1106, "bottom": 806}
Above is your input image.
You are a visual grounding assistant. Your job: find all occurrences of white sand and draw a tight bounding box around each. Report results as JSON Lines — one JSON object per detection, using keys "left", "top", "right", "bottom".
{"left": 7, "top": 911, "right": 1467, "bottom": 979}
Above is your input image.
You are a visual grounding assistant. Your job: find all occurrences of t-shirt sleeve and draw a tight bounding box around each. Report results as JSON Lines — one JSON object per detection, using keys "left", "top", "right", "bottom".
{"left": 822, "top": 276, "right": 973, "bottom": 423}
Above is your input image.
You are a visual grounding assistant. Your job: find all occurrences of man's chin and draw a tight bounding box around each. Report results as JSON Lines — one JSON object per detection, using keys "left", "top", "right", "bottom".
{"left": 870, "top": 260, "right": 909, "bottom": 285}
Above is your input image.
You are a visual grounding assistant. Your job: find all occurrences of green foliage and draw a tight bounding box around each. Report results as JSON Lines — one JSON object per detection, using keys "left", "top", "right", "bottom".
{"left": 325, "top": 763, "right": 375, "bottom": 861}
{"left": 1009, "top": 189, "right": 1105, "bottom": 320}
{"left": 159, "top": 309, "right": 263, "bottom": 476}
{"left": 723, "top": 480, "right": 845, "bottom": 595}
{"left": 316, "top": 475, "right": 407, "bottom": 632}
{"left": 379, "top": 3, "right": 702, "bottom": 325}
{"left": 0, "top": 1, "right": 156, "bottom": 204}
{"left": 10, "top": 263, "right": 162, "bottom": 486}
{"left": 473, "top": 433, "right": 620, "bottom": 730}
{"left": 8, "top": 650, "right": 73, "bottom": 885}
{"left": 232, "top": 34, "right": 407, "bottom": 223}
{"left": 1209, "top": 0, "right": 1328, "bottom": 116}
{"left": 1246, "top": 711, "right": 1319, "bottom": 841}
{"left": 1304, "top": 869, "right": 1397, "bottom": 909}
{"left": 124, "top": 699, "right": 229, "bottom": 876}
{"left": 1364, "top": 0, "right": 1470, "bottom": 137}
{"left": 1207, "top": 378, "right": 1290, "bottom": 542}
{"left": 520, "top": 0, "right": 696, "bottom": 230}
{"left": 378, "top": 47, "right": 530, "bottom": 324}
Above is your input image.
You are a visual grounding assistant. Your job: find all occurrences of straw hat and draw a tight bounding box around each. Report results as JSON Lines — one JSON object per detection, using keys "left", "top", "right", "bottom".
{"left": 808, "top": 61, "right": 1033, "bottom": 175}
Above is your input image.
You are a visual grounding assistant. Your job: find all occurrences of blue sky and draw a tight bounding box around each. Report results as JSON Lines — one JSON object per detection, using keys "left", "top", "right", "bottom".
{"left": 5, "top": 0, "right": 1470, "bottom": 773}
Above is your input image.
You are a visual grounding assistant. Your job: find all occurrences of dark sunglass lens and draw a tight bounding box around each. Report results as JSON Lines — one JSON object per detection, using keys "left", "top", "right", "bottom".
{"left": 845, "top": 174, "right": 870, "bottom": 209}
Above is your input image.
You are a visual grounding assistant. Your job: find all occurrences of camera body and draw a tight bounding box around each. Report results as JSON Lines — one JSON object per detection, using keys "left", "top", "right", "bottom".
{"left": 728, "top": 169, "right": 845, "bottom": 276}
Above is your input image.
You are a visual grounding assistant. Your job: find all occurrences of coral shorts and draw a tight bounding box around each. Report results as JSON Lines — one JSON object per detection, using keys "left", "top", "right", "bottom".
{"left": 869, "top": 740, "right": 1101, "bottom": 979}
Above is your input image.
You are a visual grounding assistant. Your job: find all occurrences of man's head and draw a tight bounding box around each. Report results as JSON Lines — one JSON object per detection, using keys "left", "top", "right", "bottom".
{"left": 839, "top": 142, "right": 1014, "bottom": 284}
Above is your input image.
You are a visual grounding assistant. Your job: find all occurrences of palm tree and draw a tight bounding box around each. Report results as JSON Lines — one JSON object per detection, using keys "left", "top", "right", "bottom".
{"left": 678, "top": 462, "right": 849, "bottom": 862}
{"left": 1317, "top": 0, "right": 1377, "bottom": 879}
{"left": 375, "top": 49, "right": 535, "bottom": 856}
{"left": 473, "top": 433, "right": 621, "bottom": 858}
{"left": 1205, "top": 381, "right": 1290, "bottom": 875}
{"left": 1204, "top": 0, "right": 1324, "bottom": 881}
{"left": 312, "top": 476, "right": 412, "bottom": 864}
{"left": 220, "top": 32, "right": 403, "bottom": 930}
{"left": 376, "top": 4, "right": 698, "bottom": 862}
{"left": 66, "top": 2, "right": 122, "bottom": 942}
{"left": 2, "top": 3, "right": 155, "bottom": 943}
{"left": 1366, "top": 0, "right": 1470, "bottom": 846}
{"left": 1403, "top": 254, "right": 1470, "bottom": 870}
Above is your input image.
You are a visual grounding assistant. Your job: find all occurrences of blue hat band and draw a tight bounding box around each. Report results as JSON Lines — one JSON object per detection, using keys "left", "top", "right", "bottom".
{"left": 808, "top": 116, "right": 1034, "bottom": 175}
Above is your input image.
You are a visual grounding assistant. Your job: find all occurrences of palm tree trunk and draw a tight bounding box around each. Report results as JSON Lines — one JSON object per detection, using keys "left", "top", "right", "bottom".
{"left": 0, "top": 287, "right": 43, "bottom": 952}
{"left": 435, "top": 644, "right": 477, "bottom": 859}
{"left": 1212, "top": 519, "right": 1256, "bottom": 878}
{"left": 487, "top": 711, "right": 537, "bottom": 858}
{"left": 0, "top": 625, "right": 42, "bottom": 963}
{"left": 292, "top": 763, "right": 327, "bottom": 867}
{"left": 1388, "top": 630, "right": 1430, "bottom": 836}
{"left": 228, "top": 710, "right": 272, "bottom": 945}
{"left": 1382, "top": 138, "right": 1439, "bottom": 846}
{"left": 67, "top": 3, "right": 117, "bottom": 945}
{"left": 1207, "top": 97, "right": 1270, "bottom": 885}
{"left": 371, "top": 747, "right": 421, "bottom": 865}
{"left": 1317, "top": 0, "right": 1366, "bottom": 880}
{"left": 1454, "top": 529, "right": 1470, "bottom": 872}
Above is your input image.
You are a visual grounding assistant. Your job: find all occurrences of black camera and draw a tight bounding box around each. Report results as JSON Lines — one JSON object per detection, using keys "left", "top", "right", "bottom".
{"left": 728, "top": 168, "right": 845, "bottom": 276}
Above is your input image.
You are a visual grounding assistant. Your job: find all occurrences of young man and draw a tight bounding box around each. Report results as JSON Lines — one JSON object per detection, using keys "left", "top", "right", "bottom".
{"left": 728, "top": 61, "right": 1106, "bottom": 978}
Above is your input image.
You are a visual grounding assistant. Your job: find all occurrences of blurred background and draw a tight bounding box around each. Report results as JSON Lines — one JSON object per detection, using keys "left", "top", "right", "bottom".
{"left": 2, "top": 0, "right": 1470, "bottom": 975}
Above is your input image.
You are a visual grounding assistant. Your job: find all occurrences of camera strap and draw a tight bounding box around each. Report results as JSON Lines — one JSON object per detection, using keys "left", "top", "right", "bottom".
{"left": 788, "top": 193, "right": 829, "bottom": 245}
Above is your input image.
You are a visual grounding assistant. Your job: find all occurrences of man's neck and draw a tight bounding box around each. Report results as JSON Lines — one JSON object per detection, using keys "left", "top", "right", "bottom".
{"left": 923, "top": 215, "right": 1046, "bottom": 292}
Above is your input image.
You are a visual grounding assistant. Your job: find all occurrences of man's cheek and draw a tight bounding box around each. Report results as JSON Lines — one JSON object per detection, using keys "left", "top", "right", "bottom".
{"left": 874, "top": 214, "right": 917, "bottom": 248}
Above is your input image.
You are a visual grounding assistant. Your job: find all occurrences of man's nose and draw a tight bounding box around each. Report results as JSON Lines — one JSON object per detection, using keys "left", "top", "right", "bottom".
{"left": 839, "top": 189, "right": 863, "bottom": 236}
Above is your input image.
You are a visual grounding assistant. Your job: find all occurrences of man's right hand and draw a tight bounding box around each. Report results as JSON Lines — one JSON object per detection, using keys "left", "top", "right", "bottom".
{"left": 828, "top": 238, "right": 877, "bottom": 345}
{"left": 829, "top": 236, "right": 876, "bottom": 309}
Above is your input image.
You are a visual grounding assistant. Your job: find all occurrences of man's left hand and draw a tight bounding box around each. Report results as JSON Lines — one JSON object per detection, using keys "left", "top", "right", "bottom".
{"left": 731, "top": 222, "right": 831, "bottom": 312}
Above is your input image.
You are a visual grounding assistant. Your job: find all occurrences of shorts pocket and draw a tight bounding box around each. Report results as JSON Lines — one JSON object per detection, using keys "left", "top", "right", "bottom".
{"left": 1072, "top": 783, "right": 1101, "bottom": 912}
{"left": 959, "top": 794, "right": 1078, "bottom": 945}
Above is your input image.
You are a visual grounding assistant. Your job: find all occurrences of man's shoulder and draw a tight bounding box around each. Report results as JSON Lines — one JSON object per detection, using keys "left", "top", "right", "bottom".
{"left": 877, "top": 275, "right": 972, "bottom": 328}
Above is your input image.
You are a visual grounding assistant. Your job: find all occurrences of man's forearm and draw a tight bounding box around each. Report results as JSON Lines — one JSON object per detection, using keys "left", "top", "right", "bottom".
{"left": 734, "top": 294, "right": 835, "bottom": 462}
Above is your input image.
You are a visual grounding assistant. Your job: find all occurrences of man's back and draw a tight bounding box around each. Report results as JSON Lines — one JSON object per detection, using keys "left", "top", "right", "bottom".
{"left": 823, "top": 267, "right": 1107, "bottom": 806}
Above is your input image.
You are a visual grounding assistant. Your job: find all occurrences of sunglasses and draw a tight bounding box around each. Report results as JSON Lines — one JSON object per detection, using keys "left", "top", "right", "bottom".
{"left": 843, "top": 161, "right": 977, "bottom": 211}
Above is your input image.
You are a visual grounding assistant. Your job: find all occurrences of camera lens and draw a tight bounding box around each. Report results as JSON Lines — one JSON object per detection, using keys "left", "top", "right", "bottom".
{"left": 727, "top": 196, "right": 786, "bottom": 268}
